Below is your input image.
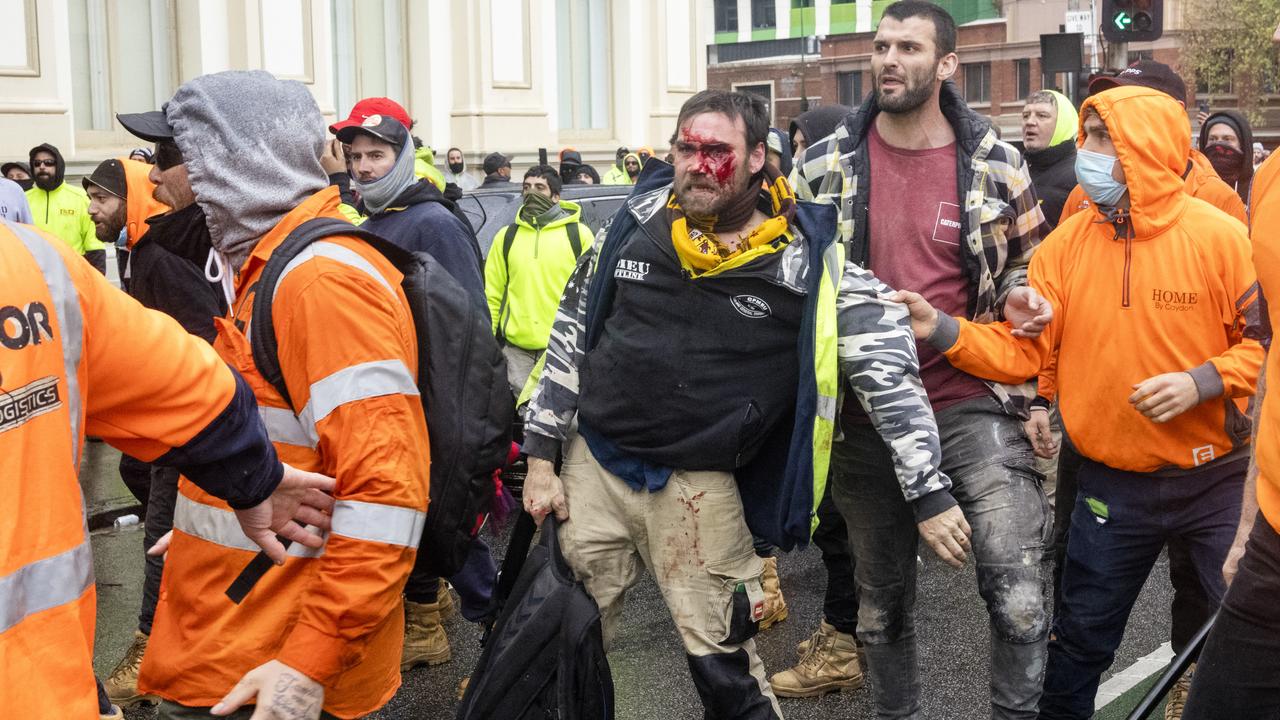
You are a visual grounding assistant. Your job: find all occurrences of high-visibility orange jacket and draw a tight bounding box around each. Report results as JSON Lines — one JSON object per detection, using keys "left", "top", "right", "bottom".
{"left": 1248, "top": 152, "right": 1280, "bottom": 531}
{"left": 139, "top": 186, "right": 430, "bottom": 719}
{"left": 0, "top": 220, "right": 281, "bottom": 719}
{"left": 1041, "top": 150, "right": 1250, "bottom": 404}
{"left": 119, "top": 157, "right": 169, "bottom": 249}
{"left": 929, "top": 86, "right": 1263, "bottom": 473}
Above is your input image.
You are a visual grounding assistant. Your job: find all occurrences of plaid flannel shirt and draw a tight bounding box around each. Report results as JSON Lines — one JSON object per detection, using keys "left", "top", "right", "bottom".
{"left": 791, "top": 80, "right": 1050, "bottom": 419}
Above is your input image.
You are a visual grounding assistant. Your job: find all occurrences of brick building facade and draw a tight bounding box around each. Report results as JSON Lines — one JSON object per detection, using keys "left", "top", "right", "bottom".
{"left": 708, "top": 20, "right": 1279, "bottom": 148}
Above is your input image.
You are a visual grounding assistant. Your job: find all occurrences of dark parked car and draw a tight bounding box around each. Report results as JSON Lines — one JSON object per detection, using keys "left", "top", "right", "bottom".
{"left": 458, "top": 183, "right": 634, "bottom": 256}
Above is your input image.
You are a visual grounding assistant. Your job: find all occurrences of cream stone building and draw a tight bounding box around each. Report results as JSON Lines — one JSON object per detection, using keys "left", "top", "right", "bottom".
{"left": 0, "top": 0, "right": 711, "bottom": 175}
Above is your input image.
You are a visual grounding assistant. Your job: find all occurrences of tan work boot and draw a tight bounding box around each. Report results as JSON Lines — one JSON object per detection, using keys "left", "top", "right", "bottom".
{"left": 1165, "top": 662, "right": 1195, "bottom": 720}
{"left": 770, "top": 620, "right": 865, "bottom": 698}
{"left": 759, "top": 556, "right": 789, "bottom": 630}
{"left": 797, "top": 627, "right": 867, "bottom": 664}
{"left": 103, "top": 630, "right": 158, "bottom": 708}
{"left": 438, "top": 578, "right": 456, "bottom": 620}
{"left": 402, "top": 599, "right": 451, "bottom": 670}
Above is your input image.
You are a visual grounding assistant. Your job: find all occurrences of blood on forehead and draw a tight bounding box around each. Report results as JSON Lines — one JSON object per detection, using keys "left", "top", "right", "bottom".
{"left": 678, "top": 128, "right": 738, "bottom": 188}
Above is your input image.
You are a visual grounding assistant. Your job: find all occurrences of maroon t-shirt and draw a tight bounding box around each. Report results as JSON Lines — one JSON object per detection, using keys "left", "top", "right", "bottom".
{"left": 857, "top": 123, "right": 988, "bottom": 416}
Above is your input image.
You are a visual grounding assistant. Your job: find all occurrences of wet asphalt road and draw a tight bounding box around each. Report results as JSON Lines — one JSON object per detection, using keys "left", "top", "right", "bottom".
{"left": 86, "top": 440, "right": 1174, "bottom": 720}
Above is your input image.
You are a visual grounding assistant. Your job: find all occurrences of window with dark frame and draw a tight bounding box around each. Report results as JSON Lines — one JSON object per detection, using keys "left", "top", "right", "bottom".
{"left": 837, "top": 71, "right": 863, "bottom": 107}
{"left": 964, "top": 62, "right": 991, "bottom": 103}
{"left": 714, "top": 0, "right": 738, "bottom": 34}
{"left": 1015, "top": 58, "right": 1031, "bottom": 101}
{"left": 751, "top": 0, "right": 776, "bottom": 29}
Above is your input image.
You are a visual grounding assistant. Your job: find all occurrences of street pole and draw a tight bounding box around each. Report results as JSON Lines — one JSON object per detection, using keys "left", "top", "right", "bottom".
{"left": 1106, "top": 39, "right": 1128, "bottom": 71}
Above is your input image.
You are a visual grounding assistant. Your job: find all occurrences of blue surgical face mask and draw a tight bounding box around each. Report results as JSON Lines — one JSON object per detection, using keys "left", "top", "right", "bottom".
{"left": 1075, "top": 148, "right": 1128, "bottom": 208}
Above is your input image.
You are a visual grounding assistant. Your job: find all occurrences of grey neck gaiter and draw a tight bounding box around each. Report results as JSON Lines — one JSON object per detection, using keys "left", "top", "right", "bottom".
{"left": 353, "top": 139, "right": 417, "bottom": 214}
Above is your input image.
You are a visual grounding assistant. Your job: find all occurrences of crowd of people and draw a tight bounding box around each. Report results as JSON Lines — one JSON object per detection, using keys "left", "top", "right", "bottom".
{"left": 5, "top": 1, "right": 1280, "bottom": 719}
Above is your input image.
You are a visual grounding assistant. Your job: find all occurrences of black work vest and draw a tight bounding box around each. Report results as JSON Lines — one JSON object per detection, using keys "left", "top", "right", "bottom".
{"left": 577, "top": 223, "right": 803, "bottom": 471}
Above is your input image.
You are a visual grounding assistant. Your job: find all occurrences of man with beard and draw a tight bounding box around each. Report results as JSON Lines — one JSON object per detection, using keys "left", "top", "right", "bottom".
{"left": 120, "top": 71, "right": 430, "bottom": 720}
{"left": 791, "top": 2, "right": 1050, "bottom": 718}
{"left": 26, "top": 143, "right": 106, "bottom": 274}
{"left": 444, "top": 147, "right": 480, "bottom": 191}
{"left": 520, "top": 89, "right": 961, "bottom": 719}
{"left": 84, "top": 147, "right": 227, "bottom": 710}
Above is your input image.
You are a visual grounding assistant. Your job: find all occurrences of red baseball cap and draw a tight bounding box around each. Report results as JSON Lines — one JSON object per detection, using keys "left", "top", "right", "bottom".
{"left": 329, "top": 97, "right": 413, "bottom": 135}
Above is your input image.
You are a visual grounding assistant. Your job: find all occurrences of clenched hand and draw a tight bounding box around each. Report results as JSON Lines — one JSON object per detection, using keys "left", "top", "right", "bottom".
{"left": 1130, "top": 372, "right": 1200, "bottom": 424}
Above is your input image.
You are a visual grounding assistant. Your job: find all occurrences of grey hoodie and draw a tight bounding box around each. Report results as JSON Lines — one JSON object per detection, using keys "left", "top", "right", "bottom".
{"left": 165, "top": 70, "right": 328, "bottom": 270}
{"left": 0, "top": 178, "right": 32, "bottom": 223}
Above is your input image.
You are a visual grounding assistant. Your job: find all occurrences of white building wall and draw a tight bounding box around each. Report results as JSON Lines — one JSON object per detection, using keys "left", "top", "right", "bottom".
{"left": 0, "top": 0, "right": 709, "bottom": 173}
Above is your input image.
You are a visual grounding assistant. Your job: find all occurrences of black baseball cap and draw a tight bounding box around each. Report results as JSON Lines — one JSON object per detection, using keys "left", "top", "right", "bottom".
{"left": 1089, "top": 60, "right": 1188, "bottom": 106}
{"left": 1, "top": 161, "right": 30, "bottom": 177}
{"left": 82, "top": 159, "right": 127, "bottom": 199}
{"left": 483, "top": 152, "right": 511, "bottom": 175}
{"left": 117, "top": 110, "right": 175, "bottom": 142}
{"left": 334, "top": 113, "right": 408, "bottom": 147}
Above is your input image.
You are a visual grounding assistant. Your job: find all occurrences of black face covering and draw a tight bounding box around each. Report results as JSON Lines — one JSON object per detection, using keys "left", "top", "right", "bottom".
{"left": 1205, "top": 142, "right": 1245, "bottom": 187}
{"left": 448, "top": 162, "right": 464, "bottom": 174}
{"left": 13, "top": 178, "right": 33, "bottom": 191}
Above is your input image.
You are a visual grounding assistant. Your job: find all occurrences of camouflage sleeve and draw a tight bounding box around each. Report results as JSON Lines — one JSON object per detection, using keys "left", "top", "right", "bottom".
{"left": 793, "top": 127, "right": 855, "bottom": 243}
{"left": 520, "top": 236, "right": 599, "bottom": 461}
{"left": 837, "top": 260, "right": 956, "bottom": 519}
{"left": 991, "top": 146, "right": 1048, "bottom": 315}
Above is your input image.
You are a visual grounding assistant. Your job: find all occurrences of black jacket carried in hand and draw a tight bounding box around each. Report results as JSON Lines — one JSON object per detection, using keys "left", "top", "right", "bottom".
{"left": 1026, "top": 140, "right": 1077, "bottom": 230}
{"left": 457, "top": 514, "right": 613, "bottom": 720}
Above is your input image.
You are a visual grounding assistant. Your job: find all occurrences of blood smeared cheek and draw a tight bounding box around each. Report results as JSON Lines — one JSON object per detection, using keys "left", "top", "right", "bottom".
{"left": 680, "top": 130, "right": 739, "bottom": 187}
{"left": 696, "top": 149, "right": 736, "bottom": 187}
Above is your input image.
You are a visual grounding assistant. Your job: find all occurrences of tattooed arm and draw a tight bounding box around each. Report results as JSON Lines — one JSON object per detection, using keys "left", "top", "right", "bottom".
{"left": 212, "top": 660, "right": 324, "bottom": 720}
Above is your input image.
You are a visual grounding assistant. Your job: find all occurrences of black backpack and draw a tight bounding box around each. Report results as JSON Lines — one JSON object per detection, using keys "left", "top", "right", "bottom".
{"left": 457, "top": 513, "right": 614, "bottom": 720}
{"left": 236, "top": 217, "right": 513, "bottom": 589}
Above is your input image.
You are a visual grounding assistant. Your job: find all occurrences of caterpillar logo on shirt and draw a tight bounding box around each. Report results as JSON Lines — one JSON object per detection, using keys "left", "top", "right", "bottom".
{"left": 0, "top": 376, "right": 61, "bottom": 433}
{"left": 0, "top": 302, "right": 54, "bottom": 350}
{"left": 731, "top": 294, "right": 772, "bottom": 319}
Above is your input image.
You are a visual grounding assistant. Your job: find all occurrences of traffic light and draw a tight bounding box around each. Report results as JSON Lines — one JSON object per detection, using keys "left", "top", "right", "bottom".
{"left": 1101, "top": 0, "right": 1163, "bottom": 42}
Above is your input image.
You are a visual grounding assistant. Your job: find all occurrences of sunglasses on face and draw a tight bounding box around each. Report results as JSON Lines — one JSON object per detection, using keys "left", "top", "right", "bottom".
{"left": 31, "top": 159, "right": 56, "bottom": 168}
{"left": 155, "top": 141, "right": 184, "bottom": 171}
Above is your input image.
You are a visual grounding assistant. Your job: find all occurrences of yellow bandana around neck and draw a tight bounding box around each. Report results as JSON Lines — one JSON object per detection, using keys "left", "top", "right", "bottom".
{"left": 669, "top": 170, "right": 797, "bottom": 278}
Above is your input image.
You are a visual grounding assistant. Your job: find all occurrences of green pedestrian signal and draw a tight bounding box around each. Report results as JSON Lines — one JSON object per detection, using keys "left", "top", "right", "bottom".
{"left": 1101, "top": 0, "right": 1163, "bottom": 42}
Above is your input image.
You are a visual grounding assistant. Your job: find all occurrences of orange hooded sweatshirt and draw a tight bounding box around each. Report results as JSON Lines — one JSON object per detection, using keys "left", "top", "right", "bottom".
{"left": 1248, "top": 152, "right": 1280, "bottom": 530}
{"left": 118, "top": 157, "right": 169, "bottom": 248}
{"left": 931, "top": 86, "right": 1262, "bottom": 473}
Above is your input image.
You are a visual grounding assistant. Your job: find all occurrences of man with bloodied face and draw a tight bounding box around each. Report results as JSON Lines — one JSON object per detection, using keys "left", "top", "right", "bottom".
{"left": 518, "top": 89, "right": 951, "bottom": 718}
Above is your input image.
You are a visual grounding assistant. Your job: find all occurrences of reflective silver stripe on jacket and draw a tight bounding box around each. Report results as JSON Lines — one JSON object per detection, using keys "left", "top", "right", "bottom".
{"left": 273, "top": 240, "right": 396, "bottom": 302}
{"left": 330, "top": 500, "right": 426, "bottom": 547}
{"left": 173, "top": 494, "right": 326, "bottom": 557}
{"left": 7, "top": 220, "right": 85, "bottom": 466}
{"left": 297, "top": 360, "right": 419, "bottom": 444}
{"left": 258, "top": 405, "right": 316, "bottom": 449}
{"left": 0, "top": 538, "right": 93, "bottom": 633}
